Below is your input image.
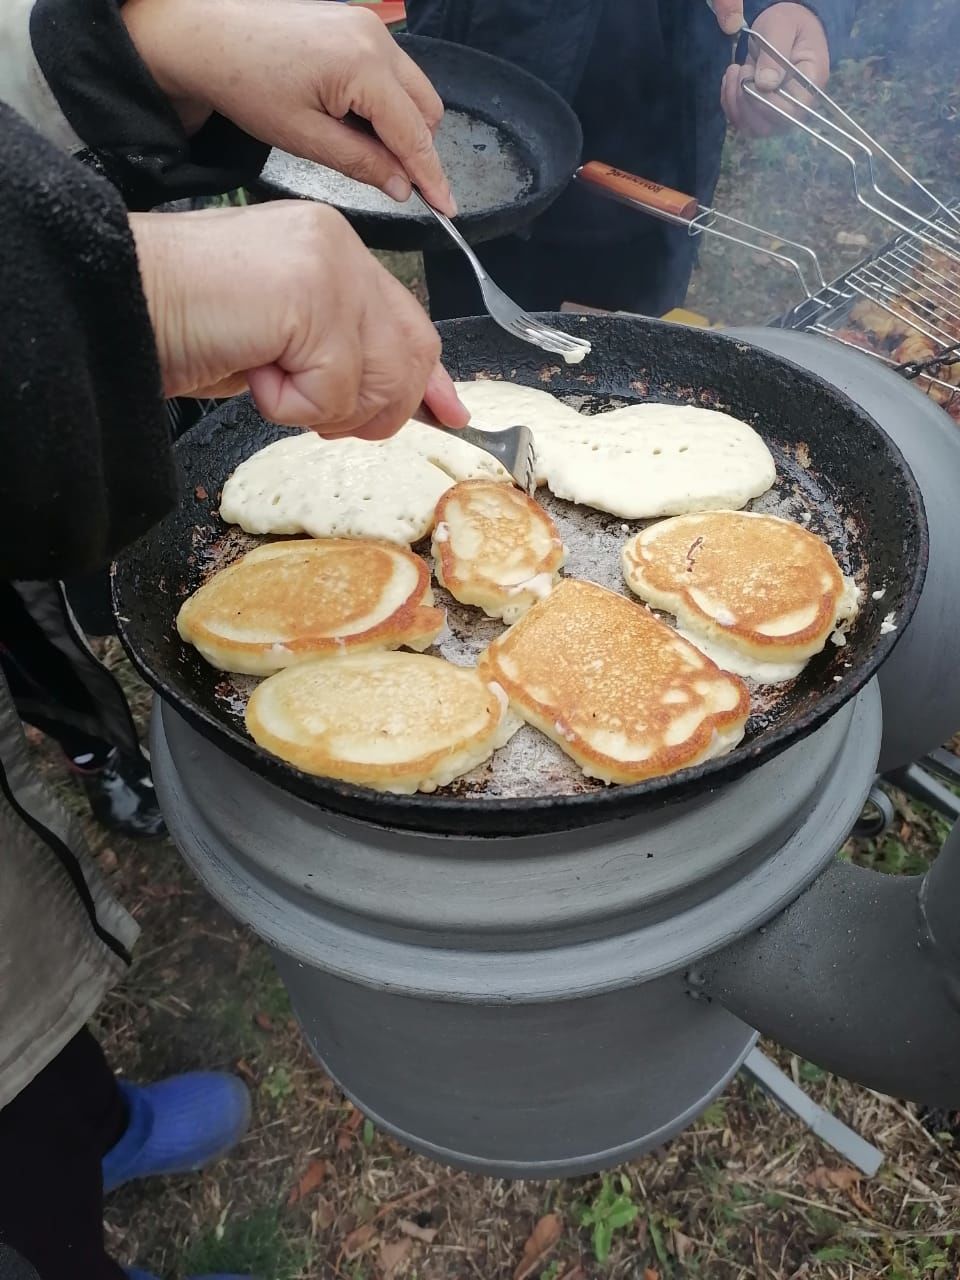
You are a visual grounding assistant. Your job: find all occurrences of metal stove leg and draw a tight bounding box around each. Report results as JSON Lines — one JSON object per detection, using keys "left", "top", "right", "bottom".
{"left": 852, "top": 781, "right": 896, "bottom": 839}
{"left": 885, "top": 764, "right": 960, "bottom": 823}
{"left": 742, "top": 1049, "right": 883, "bottom": 1176}
{"left": 922, "top": 748, "right": 960, "bottom": 787}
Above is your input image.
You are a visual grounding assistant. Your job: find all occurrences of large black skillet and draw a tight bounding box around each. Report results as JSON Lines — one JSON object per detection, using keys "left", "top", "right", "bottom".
{"left": 113, "top": 317, "right": 927, "bottom": 837}
{"left": 251, "top": 34, "right": 583, "bottom": 252}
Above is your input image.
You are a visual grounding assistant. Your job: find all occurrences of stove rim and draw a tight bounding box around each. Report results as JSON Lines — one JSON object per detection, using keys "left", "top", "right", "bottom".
{"left": 152, "top": 684, "right": 881, "bottom": 1003}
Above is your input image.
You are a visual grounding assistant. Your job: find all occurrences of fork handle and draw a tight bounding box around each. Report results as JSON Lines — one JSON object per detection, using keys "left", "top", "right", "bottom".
{"left": 411, "top": 403, "right": 444, "bottom": 429}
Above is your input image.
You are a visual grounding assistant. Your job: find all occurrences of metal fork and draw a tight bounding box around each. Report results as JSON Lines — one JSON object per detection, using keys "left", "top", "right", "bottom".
{"left": 411, "top": 189, "right": 593, "bottom": 365}
{"left": 413, "top": 404, "right": 538, "bottom": 496}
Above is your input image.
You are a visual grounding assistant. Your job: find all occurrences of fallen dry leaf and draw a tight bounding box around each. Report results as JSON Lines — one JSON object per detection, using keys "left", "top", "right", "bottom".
{"left": 672, "top": 1230, "right": 695, "bottom": 1262}
{"left": 336, "top": 1107, "right": 364, "bottom": 1152}
{"left": 343, "top": 1224, "right": 378, "bottom": 1259}
{"left": 312, "top": 1197, "right": 336, "bottom": 1231}
{"left": 379, "top": 1237, "right": 413, "bottom": 1279}
{"left": 805, "top": 1165, "right": 862, "bottom": 1193}
{"left": 254, "top": 1011, "right": 275, "bottom": 1033}
{"left": 287, "top": 1158, "right": 331, "bottom": 1207}
{"left": 398, "top": 1218, "right": 438, "bottom": 1244}
{"left": 644, "top": 1269, "right": 661, "bottom": 1280}
{"left": 514, "top": 1213, "right": 562, "bottom": 1280}
{"left": 847, "top": 1184, "right": 873, "bottom": 1217}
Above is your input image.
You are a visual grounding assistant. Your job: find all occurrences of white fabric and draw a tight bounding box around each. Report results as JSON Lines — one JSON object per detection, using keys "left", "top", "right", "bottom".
{"left": 0, "top": 0, "right": 82, "bottom": 152}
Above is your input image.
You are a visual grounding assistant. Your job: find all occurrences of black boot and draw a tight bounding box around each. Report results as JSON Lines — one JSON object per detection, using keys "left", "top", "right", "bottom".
{"left": 72, "top": 749, "right": 167, "bottom": 840}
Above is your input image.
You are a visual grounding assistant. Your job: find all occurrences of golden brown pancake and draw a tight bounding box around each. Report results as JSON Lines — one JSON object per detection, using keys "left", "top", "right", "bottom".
{"left": 621, "top": 511, "right": 859, "bottom": 682}
{"left": 245, "top": 652, "right": 521, "bottom": 793}
{"left": 478, "top": 579, "right": 749, "bottom": 784}
{"left": 177, "top": 539, "right": 444, "bottom": 675}
{"left": 432, "top": 479, "right": 566, "bottom": 623}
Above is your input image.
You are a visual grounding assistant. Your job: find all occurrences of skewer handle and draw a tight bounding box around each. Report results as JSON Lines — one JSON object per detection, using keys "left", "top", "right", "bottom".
{"left": 575, "top": 163, "right": 699, "bottom": 223}
{"left": 352, "top": 2, "right": 407, "bottom": 23}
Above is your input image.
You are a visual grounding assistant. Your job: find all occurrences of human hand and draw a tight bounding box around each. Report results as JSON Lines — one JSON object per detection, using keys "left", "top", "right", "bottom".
{"left": 721, "top": 3, "right": 829, "bottom": 138}
{"left": 121, "top": 0, "right": 456, "bottom": 214}
{"left": 709, "top": 0, "right": 746, "bottom": 36}
{"left": 131, "top": 201, "right": 469, "bottom": 439}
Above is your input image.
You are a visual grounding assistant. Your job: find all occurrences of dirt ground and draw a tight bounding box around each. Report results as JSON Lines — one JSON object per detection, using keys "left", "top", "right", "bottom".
{"left": 52, "top": 2, "right": 960, "bottom": 1276}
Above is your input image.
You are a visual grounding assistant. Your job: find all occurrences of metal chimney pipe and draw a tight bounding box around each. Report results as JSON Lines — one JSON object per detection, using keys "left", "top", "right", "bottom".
{"left": 694, "top": 819, "right": 960, "bottom": 1106}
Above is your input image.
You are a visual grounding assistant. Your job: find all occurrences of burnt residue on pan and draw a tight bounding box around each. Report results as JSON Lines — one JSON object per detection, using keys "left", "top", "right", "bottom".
{"left": 113, "top": 316, "right": 927, "bottom": 836}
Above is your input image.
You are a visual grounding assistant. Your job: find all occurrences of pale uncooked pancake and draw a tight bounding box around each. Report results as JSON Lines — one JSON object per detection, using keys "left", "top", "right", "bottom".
{"left": 478, "top": 579, "right": 750, "bottom": 784}
{"left": 176, "top": 539, "right": 444, "bottom": 675}
{"left": 245, "top": 651, "right": 521, "bottom": 794}
{"left": 454, "top": 380, "right": 584, "bottom": 436}
{"left": 622, "top": 511, "right": 860, "bottom": 683}
{"left": 432, "top": 479, "right": 565, "bottom": 623}
{"left": 219, "top": 422, "right": 509, "bottom": 545}
{"left": 455, "top": 380, "right": 776, "bottom": 518}
{"left": 390, "top": 420, "right": 510, "bottom": 483}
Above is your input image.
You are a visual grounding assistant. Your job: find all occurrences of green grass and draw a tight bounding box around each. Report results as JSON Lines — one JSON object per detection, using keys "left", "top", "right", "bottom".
{"left": 182, "top": 1206, "right": 313, "bottom": 1280}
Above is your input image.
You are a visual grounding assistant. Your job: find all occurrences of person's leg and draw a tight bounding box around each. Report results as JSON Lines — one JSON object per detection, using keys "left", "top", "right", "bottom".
{"left": 0, "top": 584, "right": 165, "bottom": 839}
{"left": 0, "top": 1029, "right": 254, "bottom": 1278}
{"left": 0, "top": 1031, "right": 128, "bottom": 1280}
{"left": 422, "top": 230, "right": 688, "bottom": 321}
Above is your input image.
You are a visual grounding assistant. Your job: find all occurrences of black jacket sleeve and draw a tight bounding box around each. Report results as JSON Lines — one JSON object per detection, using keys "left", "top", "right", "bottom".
{"left": 29, "top": 0, "right": 270, "bottom": 210}
{"left": 0, "top": 104, "right": 178, "bottom": 580}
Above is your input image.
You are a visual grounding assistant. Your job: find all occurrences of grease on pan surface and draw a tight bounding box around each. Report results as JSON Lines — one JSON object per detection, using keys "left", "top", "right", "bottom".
{"left": 262, "top": 112, "right": 533, "bottom": 218}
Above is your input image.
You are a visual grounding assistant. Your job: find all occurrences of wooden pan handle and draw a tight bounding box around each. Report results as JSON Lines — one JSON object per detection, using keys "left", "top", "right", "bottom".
{"left": 576, "top": 162, "right": 699, "bottom": 223}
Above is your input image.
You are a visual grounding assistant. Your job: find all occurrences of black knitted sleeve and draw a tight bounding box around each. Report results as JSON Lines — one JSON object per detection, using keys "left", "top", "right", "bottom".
{"left": 30, "top": 0, "right": 269, "bottom": 209}
{"left": 0, "top": 104, "right": 178, "bottom": 580}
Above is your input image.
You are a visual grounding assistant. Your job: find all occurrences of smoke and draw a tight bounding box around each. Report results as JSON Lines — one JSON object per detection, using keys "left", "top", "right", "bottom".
{"left": 684, "top": 0, "right": 958, "bottom": 327}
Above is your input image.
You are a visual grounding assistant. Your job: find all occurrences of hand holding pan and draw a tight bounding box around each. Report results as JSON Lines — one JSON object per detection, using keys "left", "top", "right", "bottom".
{"left": 121, "top": 0, "right": 455, "bottom": 212}
{"left": 254, "top": 35, "right": 583, "bottom": 253}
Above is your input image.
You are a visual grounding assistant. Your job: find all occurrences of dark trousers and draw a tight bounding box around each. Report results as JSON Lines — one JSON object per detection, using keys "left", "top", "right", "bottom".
{"left": 422, "top": 231, "right": 693, "bottom": 321}
{"left": 0, "top": 582, "right": 142, "bottom": 765}
{"left": 0, "top": 1032, "right": 128, "bottom": 1280}
{"left": 0, "top": 585, "right": 109, "bottom": 762}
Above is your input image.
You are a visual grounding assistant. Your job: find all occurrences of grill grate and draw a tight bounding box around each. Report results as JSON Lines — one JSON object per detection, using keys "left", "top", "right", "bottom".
{"left": 777, "top": 201, "right": 960, "bottom": 412}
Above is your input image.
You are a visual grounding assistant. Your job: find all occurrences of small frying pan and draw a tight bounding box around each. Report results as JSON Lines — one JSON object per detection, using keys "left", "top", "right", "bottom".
{"left": 252, "top": 34, "right": 583, "bottom": 252}
{"left": 113, "top": 316, "right": 926, "bottom": 837}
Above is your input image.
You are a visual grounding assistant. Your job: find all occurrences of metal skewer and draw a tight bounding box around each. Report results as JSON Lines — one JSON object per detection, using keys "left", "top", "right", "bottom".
{"left": 704, "top": 0, "right": 960, "bottom": 251}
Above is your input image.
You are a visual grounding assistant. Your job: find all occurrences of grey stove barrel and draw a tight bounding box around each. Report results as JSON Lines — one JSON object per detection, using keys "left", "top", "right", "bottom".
{"left": 151, "top": 678, "right": 960, "bottom": 1178}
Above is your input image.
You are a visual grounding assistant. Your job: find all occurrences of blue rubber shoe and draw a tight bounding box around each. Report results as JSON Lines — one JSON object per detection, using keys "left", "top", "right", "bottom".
{"left": 103, "top": 1073, "right": 251, "bottom": 1193}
